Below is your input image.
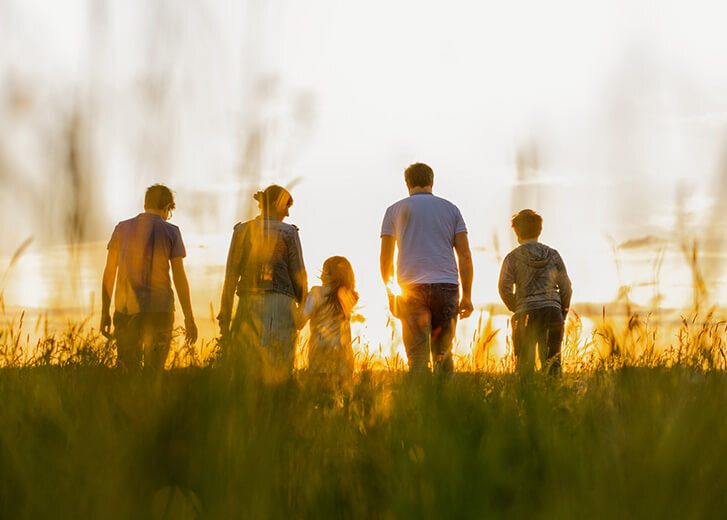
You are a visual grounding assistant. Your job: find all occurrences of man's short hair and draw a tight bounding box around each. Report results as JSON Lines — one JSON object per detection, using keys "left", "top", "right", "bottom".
{"left": 144, "top": 184, "right": 176, "bottom": 211}
{"left": 404, "top": 163, "right": 434, "bottom": 188}
{"left": 512, "top": 209, "right": 542, "bottom": 240}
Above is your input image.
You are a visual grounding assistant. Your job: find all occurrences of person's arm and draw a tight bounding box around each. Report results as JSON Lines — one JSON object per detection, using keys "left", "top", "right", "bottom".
{"left": 498, "top": 255, "right": 517, "bottom": 313}
{"left": 453, "top": 232, "right": 474, "bottom": 319}
{"left": 555, "top": 252, "right": 573, "bottom": 318}
{"left": 218, "top": 224, "right": 244, "bottom": 335}
{"left": 288, "top": 227, "right": 308, "bottom": 304}
{"left": 297, "top": 287, "right": 319, "bottom": 329}
{"left": 380, "top": 235, "right": 396, "bottom": 285}
{"left": 171, "top": 257, "right": 198, "bottom": 344}
{"left": 380, "top": 235, "right": 398, "bottom": 316}
{"left": 100, "top": 249, "right": 118, "bottom": 337}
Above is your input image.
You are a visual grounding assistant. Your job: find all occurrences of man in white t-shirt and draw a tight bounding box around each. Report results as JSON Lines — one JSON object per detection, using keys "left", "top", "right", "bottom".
{"left": 380, "top": 163, "right": 474, "bottom": 373}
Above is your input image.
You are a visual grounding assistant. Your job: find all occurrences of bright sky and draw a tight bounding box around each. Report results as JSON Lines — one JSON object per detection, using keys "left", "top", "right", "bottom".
{"left": 2, "top": 0, "right": 727, "bottom": 349}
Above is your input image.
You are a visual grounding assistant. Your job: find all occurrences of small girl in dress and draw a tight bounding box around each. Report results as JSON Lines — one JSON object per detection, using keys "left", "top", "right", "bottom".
{"left": 301, "top": 256, "right": 359, "bottom": 384}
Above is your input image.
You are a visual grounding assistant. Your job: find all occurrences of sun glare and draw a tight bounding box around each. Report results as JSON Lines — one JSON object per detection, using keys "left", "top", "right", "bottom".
{"left": 385, "top": 279, "right": 403, "bottom": 297}
{"left": 1, "top": 0, "right": 726, "bottom": 369}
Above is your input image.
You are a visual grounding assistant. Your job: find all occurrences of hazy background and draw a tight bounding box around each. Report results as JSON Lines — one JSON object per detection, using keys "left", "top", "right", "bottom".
{"left": 1, "top": 0, "right": 726, "bottom": 351}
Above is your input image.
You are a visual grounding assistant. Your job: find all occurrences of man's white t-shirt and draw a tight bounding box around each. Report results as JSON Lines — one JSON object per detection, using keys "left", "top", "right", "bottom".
{"left": 380, "top": 193, "right": 467, "bottom": 286}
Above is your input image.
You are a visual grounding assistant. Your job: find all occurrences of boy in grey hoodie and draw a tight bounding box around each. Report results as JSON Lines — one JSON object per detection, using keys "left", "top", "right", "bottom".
{"left": 498, "top": 209, "right": 572, "bottom": 374}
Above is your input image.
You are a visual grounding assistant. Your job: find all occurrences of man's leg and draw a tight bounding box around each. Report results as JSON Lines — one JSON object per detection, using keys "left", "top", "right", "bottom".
{"left": 142, "top": 312, "right": 174, "bottom": 371}
{"left": 398, "top": 287, "right": 431, "bottom": 373}
{"left": 430, "top": 285, "right": 460, "bottom": 374}
{"left": 113, "top": 312, "right": 142, "bottom": 371}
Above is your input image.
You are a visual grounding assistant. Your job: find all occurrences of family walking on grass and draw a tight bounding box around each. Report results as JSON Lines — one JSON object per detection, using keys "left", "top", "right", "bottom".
{"left": 100, "top": 163, "right": 572, "bottom": 379}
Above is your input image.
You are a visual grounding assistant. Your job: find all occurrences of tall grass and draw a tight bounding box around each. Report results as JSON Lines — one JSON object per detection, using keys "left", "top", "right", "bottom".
{"left": 1, "top": 362, "right": 727, "bottom": 518}
{"left": 0, "top": 309, "right": 725, "bottom": 518}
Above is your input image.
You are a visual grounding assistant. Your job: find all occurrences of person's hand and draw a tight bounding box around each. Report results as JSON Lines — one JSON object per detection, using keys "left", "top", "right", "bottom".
{"left": 293, "top": 304, "right": 307, "bottom": 330}
{"left": 184, "top": 318, "right": 198, "bottom": 345}
{"left": 100, "top": 311, "right": 112, "bottom": 339}
{"left": 458, "top": 296, "right": 474, "bottom": 319}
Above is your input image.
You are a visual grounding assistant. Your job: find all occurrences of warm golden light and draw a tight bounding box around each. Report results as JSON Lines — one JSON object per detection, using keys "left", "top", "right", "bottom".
{"left": 0, "top": 0, "right": 726, "bottom": 371}
{"left": 386, "top": 279, "right": 403, "bottom": 297}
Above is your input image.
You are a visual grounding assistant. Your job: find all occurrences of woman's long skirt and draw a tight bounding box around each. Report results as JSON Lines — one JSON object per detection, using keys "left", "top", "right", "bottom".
{"left": 231, "top": 291, "right": 298, "bottom": 383}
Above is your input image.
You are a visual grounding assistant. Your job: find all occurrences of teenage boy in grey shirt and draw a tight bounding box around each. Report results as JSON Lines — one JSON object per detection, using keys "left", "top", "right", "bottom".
{"left": 498, "top": 209, "right": 572, "bottom": 375}
{"left": 380, "top": 163, "right": 474, "bottom": 373}
{"left": 100, "top": 184, "right": 197, "bottom": 370}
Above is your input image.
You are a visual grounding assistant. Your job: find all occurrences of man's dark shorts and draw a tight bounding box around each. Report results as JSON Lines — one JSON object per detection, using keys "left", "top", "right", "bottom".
{"left": 113, "top": 311, "right": 174, "bottom": 370}
{"left": 398, "top": 283, "right": 459, "bottom": 372}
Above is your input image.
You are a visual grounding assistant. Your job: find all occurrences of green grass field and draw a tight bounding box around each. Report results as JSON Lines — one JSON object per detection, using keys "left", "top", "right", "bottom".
{"left": 1, "top": 314, "right": 726, "bottom": 519}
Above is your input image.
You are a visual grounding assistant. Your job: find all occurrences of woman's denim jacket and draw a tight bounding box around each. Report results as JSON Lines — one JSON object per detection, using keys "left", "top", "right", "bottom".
{"left": 218, "top": 217, "right": 308, "bottom": 327}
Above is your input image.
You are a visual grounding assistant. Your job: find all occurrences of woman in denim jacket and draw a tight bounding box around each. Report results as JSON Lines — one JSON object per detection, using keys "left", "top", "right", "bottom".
{"left": 218, "top": 185, "right": 308, "bottom": 381}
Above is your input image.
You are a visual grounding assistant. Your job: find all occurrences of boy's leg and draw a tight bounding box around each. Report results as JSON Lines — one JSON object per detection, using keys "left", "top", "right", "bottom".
{"left": 113, "top": 312, "right": 142, "bottom": 371}
{"left": 543, "top": 308, "right": 564, "bottom": 375}
{"left": 511, "top": 314, "right": 522, "bottom": 369}
{"left": 430, "top": 284, "right": 460, "bottom": 374}
{"left": 142, "top": 312, "right": 174, "bottom": 371}
{"left": 532, "top": 309, "right": 549, "bottom": 370}
{"left": 398, "top": 286, "right": 431, "bottom": 373}
{"left": 513, "top": 312, "right": 536, "bottom": 373}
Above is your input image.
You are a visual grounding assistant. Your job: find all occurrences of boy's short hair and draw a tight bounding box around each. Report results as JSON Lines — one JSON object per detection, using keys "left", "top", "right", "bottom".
{"left": 512, "top": 209, "right": 542, "bottom": 240}
{"left": 404, "top": 163, "right": 434, "bottom": 188}
{"left": 144, "top": 184, "right": 176, "bottom": 211}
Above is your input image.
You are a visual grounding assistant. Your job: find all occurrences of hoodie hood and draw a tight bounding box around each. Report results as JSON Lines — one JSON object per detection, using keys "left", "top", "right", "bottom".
{"left": 514, "top": 241, "right": 553, "bottom": 268}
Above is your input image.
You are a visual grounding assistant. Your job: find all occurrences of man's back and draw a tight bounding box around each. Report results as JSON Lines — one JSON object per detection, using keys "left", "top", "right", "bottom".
{"left": 381, "top": 193, "right": 467, "bottom": 286}
{"left": 108, "top": 212, "right": 186, "bottom": 314}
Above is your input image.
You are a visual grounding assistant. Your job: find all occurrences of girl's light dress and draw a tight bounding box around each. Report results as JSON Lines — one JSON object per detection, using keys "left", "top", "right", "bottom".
{"left": 303, "top": 285, "right": 355, "bottom": 379}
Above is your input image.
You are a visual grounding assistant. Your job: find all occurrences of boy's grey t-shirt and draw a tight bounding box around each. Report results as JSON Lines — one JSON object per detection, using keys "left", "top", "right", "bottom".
{"left": 107, "top": 213, "right": 186, "bottom": 315}
{"left": 380, "top": 193, "right": 467, "bottom": 286}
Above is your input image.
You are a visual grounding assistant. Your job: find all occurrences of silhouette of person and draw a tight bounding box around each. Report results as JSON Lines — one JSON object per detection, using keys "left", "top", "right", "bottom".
{"left": 218, "top": 185, "right": 308, "bottom": 382}
{"left": 100, "top": 184, "right": 197, "bottom": 370}
{"left": 380, "top": 163, "right": 474, "bottom": 373}
{"left": 498, "top": 209, "right": 572, "bottom": 375}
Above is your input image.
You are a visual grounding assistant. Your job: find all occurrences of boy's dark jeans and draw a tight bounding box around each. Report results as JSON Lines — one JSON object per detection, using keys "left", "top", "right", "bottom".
{"left": 512, "top": 307, "right": 564, "bottom": 375}
{"left": 113, "top": 311, "right": 174, "bottom": 371}
{"left": 398, "top": 284, "right": 459, "bottom": 373}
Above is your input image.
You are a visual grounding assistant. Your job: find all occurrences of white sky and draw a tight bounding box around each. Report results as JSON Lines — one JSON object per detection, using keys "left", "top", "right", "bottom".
{"left": 2, "top": 0, "right": 727, "bottom": 346}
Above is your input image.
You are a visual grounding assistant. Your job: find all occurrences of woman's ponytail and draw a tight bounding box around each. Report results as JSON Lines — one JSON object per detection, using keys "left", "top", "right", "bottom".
{"left": 254, "top": 185, "right": 293, "bottom": 215}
